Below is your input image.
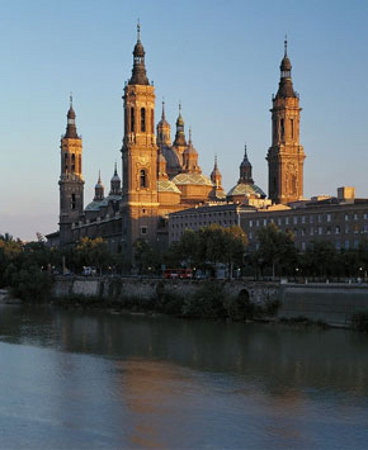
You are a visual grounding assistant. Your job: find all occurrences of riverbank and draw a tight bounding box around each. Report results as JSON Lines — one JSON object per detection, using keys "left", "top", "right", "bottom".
{"left": 3, "top": 277, "right": 368, "bottom": 329}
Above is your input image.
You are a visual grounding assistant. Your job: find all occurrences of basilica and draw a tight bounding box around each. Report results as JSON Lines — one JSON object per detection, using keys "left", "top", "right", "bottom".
{"left": 49, "top": 26, "right": 305, "bottom": 260}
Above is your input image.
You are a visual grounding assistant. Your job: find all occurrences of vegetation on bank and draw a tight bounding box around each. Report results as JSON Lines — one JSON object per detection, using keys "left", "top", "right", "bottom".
{"left": 52, "top": 279, "right": 280, "bottom": 323}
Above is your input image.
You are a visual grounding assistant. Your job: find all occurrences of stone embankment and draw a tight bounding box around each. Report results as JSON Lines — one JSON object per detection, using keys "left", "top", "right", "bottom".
{"left": 52, "top": 276, "right": 279, "bottom": 308}
{"left": 278, "top": 282, "right": 368, "bottom": 328}
{"left": 51, "top": 276, "right": 368, "bottom": 328}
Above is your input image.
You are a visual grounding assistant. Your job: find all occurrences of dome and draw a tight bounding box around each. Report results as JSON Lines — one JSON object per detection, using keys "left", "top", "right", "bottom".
{"left": 172, "top": 172, "right": 213, "bottom": 187}
{"left": 227, "top": 182, "right": 266, "bottom": 198}
{"left": 157, "top": 180, "right": 181, "bottom": 193}
{"left": 85, "top": 198, "right": 108, "bottom": 211}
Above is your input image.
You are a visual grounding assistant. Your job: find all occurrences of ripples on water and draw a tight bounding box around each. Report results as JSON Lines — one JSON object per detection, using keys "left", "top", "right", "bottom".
{"left": 0, "top": 304, "right": 368, "bottom": 449}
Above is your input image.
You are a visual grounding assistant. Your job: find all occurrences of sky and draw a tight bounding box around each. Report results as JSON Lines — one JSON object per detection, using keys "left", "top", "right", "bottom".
{"left": 1, "top": 0, "right": 367, "bottom": 241}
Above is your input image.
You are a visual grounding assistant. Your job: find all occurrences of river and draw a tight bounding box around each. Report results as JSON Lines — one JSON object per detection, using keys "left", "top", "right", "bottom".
{"left": 0, "top": 303, "right": 368, "bottom": 449}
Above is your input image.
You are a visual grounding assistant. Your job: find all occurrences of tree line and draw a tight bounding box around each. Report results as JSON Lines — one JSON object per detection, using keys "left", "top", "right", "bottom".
{"left": 1, "top": 224, "right": 368, "bottom": 301}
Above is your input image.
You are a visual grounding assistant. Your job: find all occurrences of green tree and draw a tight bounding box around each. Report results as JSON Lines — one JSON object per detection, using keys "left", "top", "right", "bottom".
{"left": 302, "top": 241, "right": 338, "bottom": 278}
{"left": 256, "top": 223, "right": 298, "bottom": 278}
{"left": 73, "top": 237, "right": 110, "bottom": 275}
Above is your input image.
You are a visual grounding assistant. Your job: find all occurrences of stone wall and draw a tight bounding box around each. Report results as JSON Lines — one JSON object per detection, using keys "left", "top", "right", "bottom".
{"left": 52, "top": 276, "right": 278, "bottom": 305}
{"left": 279, "top": 283, "right": 368, "bottom": 327}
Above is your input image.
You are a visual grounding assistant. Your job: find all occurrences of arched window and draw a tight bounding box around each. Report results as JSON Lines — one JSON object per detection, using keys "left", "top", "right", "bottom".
{"left": 140, "top": 169, "right": 147, "bottom": 188}
{"left": 64, "top": 153, "right": 68, "bottom": 171}
{"left": 71, "top": 154, "right": 75, "bottom": 172}
{"left": 131, "top": 107, "right": 135, "bottom": 132}
{"left": 280, "top": 119, "right": 285, "bottom": 140}
{"left": 141, "top": 108, "right": 146, "bottom": 132}
{"left": 290, "top": 119, "right": 294, "bottom": 139}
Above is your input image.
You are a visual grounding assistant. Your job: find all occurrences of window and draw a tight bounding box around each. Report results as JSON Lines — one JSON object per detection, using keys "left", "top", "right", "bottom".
{"left": 293, "top": 217, "right": 298, "bottom": 225}
{"left": 335, "top": 225, "right": 341, "bottom": 234}
{"left": 140, "top": 226, "right": 147, "bottom": 235}
{"left": 285, "top": 217, "right": 289, "bottom": 225}
{"left": 310, "top": 215, "right": 314, "bottom": 223}
{"left": 71, "top": 193, "right": 76, "bottom": 210}
{"left": 327, "top": 214, "right": 331, "bottom": 222}
{"left": 131, "top": 107, "right": 135, "bottom": 132}
{"left": 336, "top": 241, "right": 341, "bottom": 250}
{"left": 64, "top": 153, "right": 68, "bottom": 171}
{"left": 302, "top": 216, "right": 306, "bottom": 224}
{"left": 280, "top": 118, "right": 285, "bottom": 140}
{"left": 327, "top": 227, "right": 331, "bottom": 235}
{"left": 141, "top": 108, "right": 146, "bottom": 132}
{"left": 345, "top": 214, "right": 349, "bottom": 222}
{"left": 249, "top": 220, "right": 253, "bottom": 227}
{"left": 364, "top": 213, "right": 368, "bottom": 220}
{"left": 354, "top": 213, "right": 358, "bottom": 220}
{"left": 151, "top": 109, "right": 154, "bottom": 133}
{"left": 263, "top": 219, "right": 267, "bottom": 226}
{"left": 71, "top": 154, "right": 75, "bottom": 172}
{"left": 140, "top": 170, "right": 147, "bottom": 188}
{"left": 345, "top": 240, "right": 350, "bottom": 249}
{"left": 278, "top": 218, "right": 282, "bottom": 226}
{"left": 290, "top": 118, "right": 294, "bottom": 139}
{"left": 318, "top": 227, "right": 323, "bottom": 235}
{"left": 301, "top": 242, "right": 306, "bottom": 251}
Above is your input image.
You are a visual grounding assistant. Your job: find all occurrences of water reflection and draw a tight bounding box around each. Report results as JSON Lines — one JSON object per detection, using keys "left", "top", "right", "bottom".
{"left": 1, "top": 304, "right": 368, "bottom": 449}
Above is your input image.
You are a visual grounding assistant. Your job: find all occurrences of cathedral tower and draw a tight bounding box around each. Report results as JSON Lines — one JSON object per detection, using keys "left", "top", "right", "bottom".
{"left": 121, "top": 23, "right": 159, "bottom": 255}
{"left": 59, "top": 97, "right": 84, "bottom": 245}
{"left": 266, "top": 40, "right": 306, "bottom": 204}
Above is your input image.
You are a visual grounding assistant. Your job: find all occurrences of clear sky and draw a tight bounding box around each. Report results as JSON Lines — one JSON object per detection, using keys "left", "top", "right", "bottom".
{"left": 1, "top": 0, "right": 367, "bottom": 241}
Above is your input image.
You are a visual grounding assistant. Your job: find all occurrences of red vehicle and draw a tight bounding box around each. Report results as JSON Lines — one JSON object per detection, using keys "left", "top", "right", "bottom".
{"left": 163, "top": 268, "right": 193, "bottom": 279}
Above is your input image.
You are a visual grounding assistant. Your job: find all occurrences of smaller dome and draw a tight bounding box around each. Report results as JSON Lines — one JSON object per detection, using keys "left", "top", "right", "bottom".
{"left": 227, "top": 182, "right": 266, "bottom": 198}
{"left": 157, "top": 180, "right": 181, "bottom": 193}
{"left": 172, "top": 172, "right": 213, "bottom": 187}
{"left": 85, "top": 198, "right": 108, "bottom": 211}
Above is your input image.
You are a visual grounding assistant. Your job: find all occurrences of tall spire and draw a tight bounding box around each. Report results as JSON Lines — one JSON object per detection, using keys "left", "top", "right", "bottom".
{"left": 65, "top": 95, "right": 79, "bottom": 138}
{"left": 128, "top": 21, "right": 149, "bottom": 85}
{"left": 239, "top": 144, "right": 253, "bottom": 184}
{"left": 284, "top": 34, "right": 288, "bottom": 57}
{"left": 173, "top": 102, "right": 187, "bottom": 147}
{"left": 110, "top": 162, "right": 121, "bottom": 195}
{"left": 276, "top": 38, "right": 296, "bottom": 98}
{"left": 94, "top": 170, "right": 104, "bottom": 201}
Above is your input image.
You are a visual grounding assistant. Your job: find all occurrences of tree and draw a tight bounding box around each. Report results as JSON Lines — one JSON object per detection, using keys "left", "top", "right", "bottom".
{"left": 73, "top": 237, "right": 110, "bottom": 275}
{"left": 256, "top": 223, "right": 298, "bottom": 278}
{"left": 166, "top": 225, "right": 248, "bottom": 277}
{"left": 302, "top": 240, "right": 338, "bottom": 278}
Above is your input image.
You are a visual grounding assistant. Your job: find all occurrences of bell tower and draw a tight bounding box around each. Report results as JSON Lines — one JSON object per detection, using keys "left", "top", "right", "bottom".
{"left": 59, "top": 96, "right": 84, "bottom": 245}
{"left": 266, "top": 39, "right": 306, "bottom": 204}
{"left": 121, "top": 23, "right": 159, "bottom": 255}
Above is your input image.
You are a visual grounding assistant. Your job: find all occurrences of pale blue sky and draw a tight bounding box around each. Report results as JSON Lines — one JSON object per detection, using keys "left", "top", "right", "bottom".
{"left": 1, "top": 0, "right": 367, "bottom": 240}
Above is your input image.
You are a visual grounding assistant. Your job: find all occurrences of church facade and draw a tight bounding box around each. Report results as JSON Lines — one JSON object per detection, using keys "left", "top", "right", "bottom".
{"left": 49, "top": 27, "right": 305, "bottom": 261}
